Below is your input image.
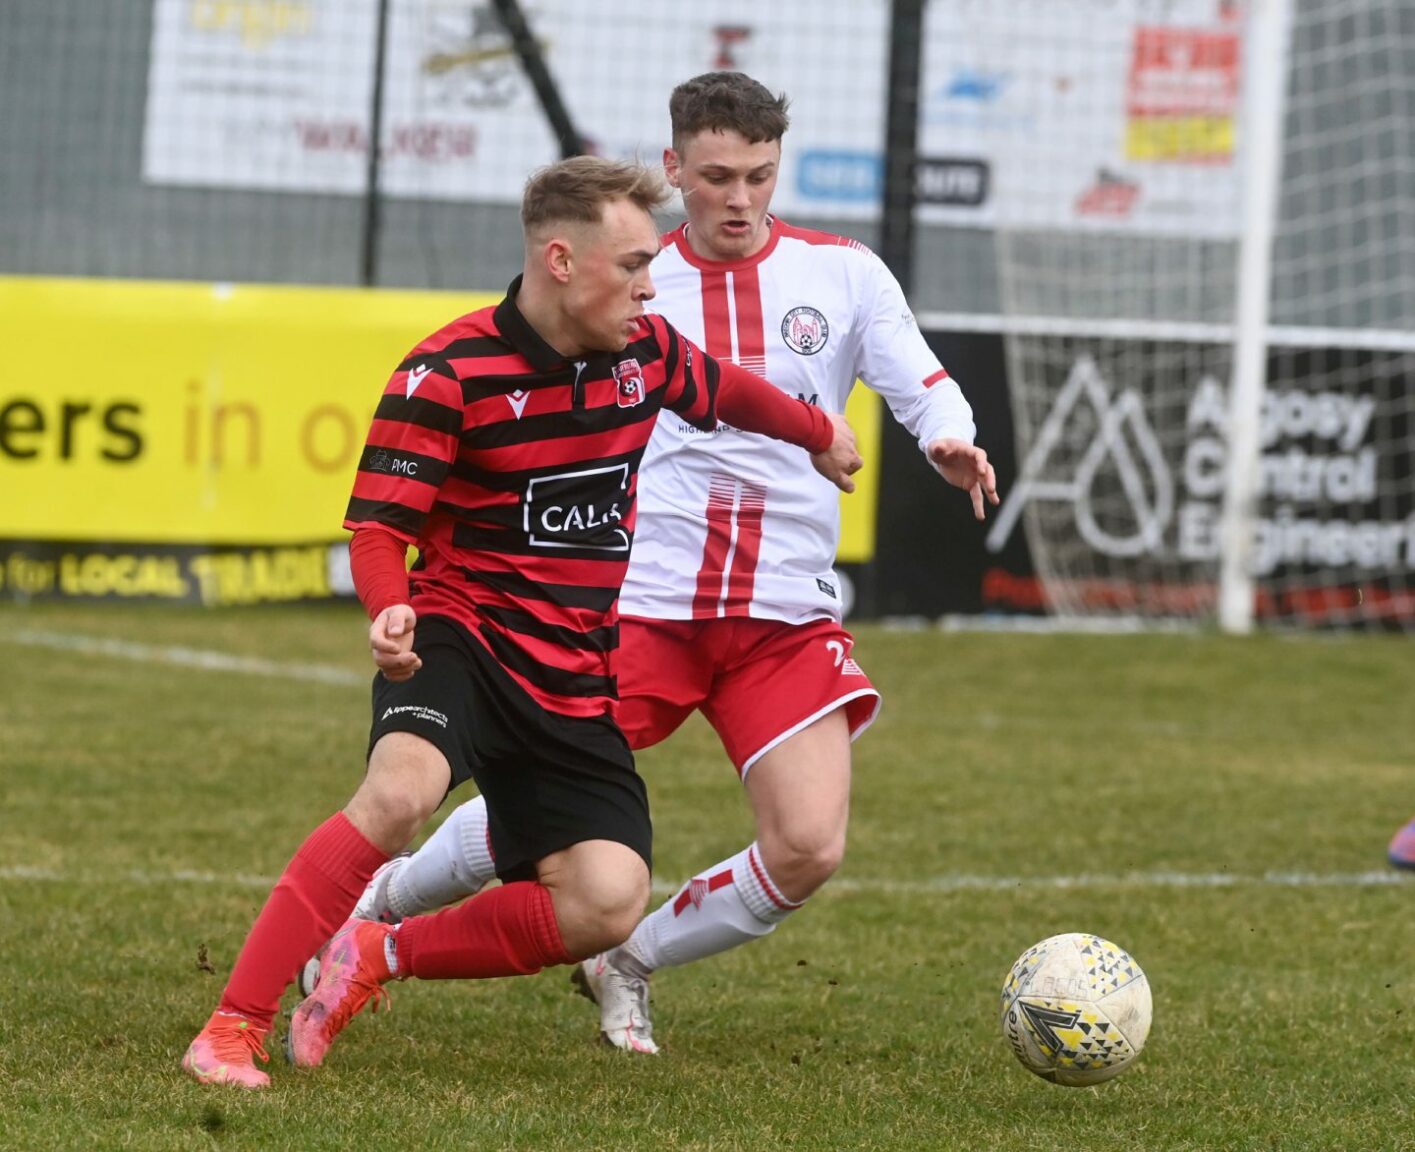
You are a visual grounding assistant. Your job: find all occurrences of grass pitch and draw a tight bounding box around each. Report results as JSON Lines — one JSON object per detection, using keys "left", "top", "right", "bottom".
{"left": 2, "top": 602, "right": 1412, "bottom": 1151}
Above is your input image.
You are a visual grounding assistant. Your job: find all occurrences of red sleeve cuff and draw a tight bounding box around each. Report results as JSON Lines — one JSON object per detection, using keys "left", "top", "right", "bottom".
{"left": 349, "top": 527, "right": 410, "bottom": 620}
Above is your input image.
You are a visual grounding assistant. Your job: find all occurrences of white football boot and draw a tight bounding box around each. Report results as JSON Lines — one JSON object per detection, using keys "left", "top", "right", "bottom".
{"left": 297, "top": 854, "right": 408, "bottom": 997}
{"left": 571, "top": 952, "right": 659, "bottom": 1055}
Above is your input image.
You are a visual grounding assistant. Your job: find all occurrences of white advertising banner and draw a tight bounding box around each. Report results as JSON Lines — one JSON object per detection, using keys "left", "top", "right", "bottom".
{"left": 917, "top": 0, "right": 1244, "bottom": 236}
{"left": 142, "top": 0, "right": 382, "bottom": 195}
{"left": 142, "top": 0, "right": 1243, "bottom": 237}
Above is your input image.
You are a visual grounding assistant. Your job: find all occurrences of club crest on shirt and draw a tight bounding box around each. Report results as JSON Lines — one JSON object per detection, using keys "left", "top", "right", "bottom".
{"left": 612, "top": 358, "right": 646, "bottom": 407}
{"left": 781, "top": 306, "right": 829, "bottom": 355}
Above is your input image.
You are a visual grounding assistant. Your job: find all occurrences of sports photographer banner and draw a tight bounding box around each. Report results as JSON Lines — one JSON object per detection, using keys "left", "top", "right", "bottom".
{"left": 0, "top": 276, "right": 881, "bottom": 605}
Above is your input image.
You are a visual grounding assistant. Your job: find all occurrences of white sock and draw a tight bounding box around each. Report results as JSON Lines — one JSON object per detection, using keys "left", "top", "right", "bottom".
{"left": 619, "top": 842, "right": 802, "bottom": 973}
{"left": 387, "top": 795, "right": 495, "bottom": 918}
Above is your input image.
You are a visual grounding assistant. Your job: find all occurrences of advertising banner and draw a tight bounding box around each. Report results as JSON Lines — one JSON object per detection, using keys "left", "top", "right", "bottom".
{"left": 0, "top": 276, "right": 880, "bottom": 605}
{"left": 871, "top": 329, "right": 1414, "bottom": 628}
{"left": 917, "top": 0, "right": 1242, "bottom": 236}
{"left": 0, "top": 277, "right": 481, "bottom": 605}
{"left": 142, "top": 0, "right": 1243, "bottom": 237}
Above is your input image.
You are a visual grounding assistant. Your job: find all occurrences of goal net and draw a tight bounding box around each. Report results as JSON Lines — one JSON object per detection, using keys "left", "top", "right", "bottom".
{"left": 969, "top": 0, "right": 1413, "bottom": 630}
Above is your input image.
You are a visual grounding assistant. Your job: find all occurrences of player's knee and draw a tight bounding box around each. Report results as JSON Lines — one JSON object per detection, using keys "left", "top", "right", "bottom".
{"left": 794, "top": 835, "right": 846, "bottom": 894}
{"left": 810, "top": 831, "right": 848, "bottom": 885}
{"left": 545, "top": 846, "right": 650, "bottom": 957}
{"left": 587, "top": 902, "right": 646, "bottom": 954}
{"left": 346, "top": 783, "right": 432, "bottom": 851}
{"left": 348, "top": 736, "right": 448, "bottom": 850}
{"left": 761, "top": 827, "right": 846, "bottom": 900}
{"left": 581, "top": 872, "right": 650, "bottom": 952}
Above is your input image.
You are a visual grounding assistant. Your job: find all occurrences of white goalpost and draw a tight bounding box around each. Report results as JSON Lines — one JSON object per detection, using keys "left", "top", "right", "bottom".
{"left": 1218, "top": 0, "right": 1294, "bottom": 634}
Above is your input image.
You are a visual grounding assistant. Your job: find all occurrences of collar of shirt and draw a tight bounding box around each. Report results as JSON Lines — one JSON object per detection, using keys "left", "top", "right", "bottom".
{"left": 492, "top": 275, "right": 566, "bottom": 373}
{"left": 672, "top": 215, "right": 783, "bottom": 274}
{"left": 492, "top": 274, "right": 630, "bottom": 383}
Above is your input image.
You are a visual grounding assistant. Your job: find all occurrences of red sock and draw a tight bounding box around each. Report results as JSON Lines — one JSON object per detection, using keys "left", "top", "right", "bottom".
{"left": 396, "top": 881, "right": 572, "bottom": 980}
{"left": 220, "top": 812, "right": 388, "bottom": 1028}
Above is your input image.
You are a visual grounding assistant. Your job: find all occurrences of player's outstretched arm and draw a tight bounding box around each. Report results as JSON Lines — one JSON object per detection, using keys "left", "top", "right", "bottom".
{"left": 926, "top": 437, "right": 1000, "bottom": 521}
{"left": 813, "top": 411, "right": 864, "bottom": 494}
{"left": 708, "top": 359, "right": 861, "bottom": 492}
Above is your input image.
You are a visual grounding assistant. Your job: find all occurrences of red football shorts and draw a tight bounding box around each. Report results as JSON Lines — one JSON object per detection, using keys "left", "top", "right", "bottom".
{"left": 614, "top": 615, "right": 881, "bottom": 776}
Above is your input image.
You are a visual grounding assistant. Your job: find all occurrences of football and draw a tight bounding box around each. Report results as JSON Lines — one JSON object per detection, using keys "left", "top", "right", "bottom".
{"left": 1000, "top": 932, "right": 1152, "bottom": 1087}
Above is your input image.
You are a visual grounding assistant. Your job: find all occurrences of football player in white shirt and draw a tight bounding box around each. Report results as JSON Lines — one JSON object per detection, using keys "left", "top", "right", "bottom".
{"left": 303, "top": 72, "right": 997, "bottom": 1053}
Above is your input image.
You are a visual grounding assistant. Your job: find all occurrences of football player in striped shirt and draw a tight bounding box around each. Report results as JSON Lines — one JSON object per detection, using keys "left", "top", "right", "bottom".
{"left": 181, "top": 155, "right": 862, "bottom": 1088}
{"left": 306, "top": 71, "right": 997, "bottom": 1057}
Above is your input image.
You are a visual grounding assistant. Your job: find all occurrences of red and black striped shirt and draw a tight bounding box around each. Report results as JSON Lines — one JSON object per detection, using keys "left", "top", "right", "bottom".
{"left": 344, "top": 278, "right": 831, "bottom": 718}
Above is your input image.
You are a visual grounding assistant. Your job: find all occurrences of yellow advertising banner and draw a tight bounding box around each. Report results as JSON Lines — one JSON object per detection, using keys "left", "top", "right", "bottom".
{"left": 0, "top": 276, "right": 496, "bottom": 543}
{"left": 0, "top": 276, "right": 879, "bottom": 603}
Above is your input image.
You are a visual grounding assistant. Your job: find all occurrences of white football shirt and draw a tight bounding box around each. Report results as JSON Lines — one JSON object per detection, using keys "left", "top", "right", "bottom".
{"left": 622, "top": 218, "right": 976, "bottom": 623}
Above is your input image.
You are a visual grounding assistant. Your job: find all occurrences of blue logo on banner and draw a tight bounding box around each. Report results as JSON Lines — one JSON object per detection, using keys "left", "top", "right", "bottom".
{"left": 797, "top": 150, "right": 881, "bottom": 203}
{"left": 941, "top": 70, "right": 1009, "bottom": 103}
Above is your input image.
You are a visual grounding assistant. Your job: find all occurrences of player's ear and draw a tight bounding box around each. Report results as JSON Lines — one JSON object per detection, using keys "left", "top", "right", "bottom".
{"left": 663, "top": 147, "right": 682, "bottom": 188}
{"left": 544, "top": 236, "right": 573, "bottom": 283}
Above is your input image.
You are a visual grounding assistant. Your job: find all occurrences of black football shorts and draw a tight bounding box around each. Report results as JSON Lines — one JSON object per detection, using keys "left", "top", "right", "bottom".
{"left": 368, "top": 615, "right": 650, "bottom": 882}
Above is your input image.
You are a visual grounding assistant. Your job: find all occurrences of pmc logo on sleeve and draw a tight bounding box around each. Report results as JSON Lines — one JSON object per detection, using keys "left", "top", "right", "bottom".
{"left": 524, "top": 464, "right": 631, "bottom": 553}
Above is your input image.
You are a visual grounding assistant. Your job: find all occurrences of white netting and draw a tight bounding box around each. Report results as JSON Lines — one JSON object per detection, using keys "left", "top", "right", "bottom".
{"left": 976, "top": 0, "right": 1413, "bottom": 630}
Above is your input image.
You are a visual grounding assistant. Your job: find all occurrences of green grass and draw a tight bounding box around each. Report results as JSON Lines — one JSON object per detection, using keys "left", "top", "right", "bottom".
{"left": 2, "top": 602, "right": 1413, "bottom": 1150}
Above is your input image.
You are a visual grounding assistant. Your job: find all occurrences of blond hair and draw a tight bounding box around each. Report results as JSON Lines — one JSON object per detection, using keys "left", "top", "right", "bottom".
{"left": 522, "top": 156, "right": 670, "bottom": 236}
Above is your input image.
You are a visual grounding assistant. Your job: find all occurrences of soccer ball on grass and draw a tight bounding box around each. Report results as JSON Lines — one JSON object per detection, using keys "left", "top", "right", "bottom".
{"left": 1000, "top": 932, "right": 1152, "bottom": 1087}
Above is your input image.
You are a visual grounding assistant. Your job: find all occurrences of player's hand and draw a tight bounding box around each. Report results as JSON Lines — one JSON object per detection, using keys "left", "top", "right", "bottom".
{"left": 927, "top": 437, "right": 1000, "bottom": 521}
{"left": 369, "top": 604, "right": 421, "bottom": 681}
{"left": 812, "top": 411, "right": 864, "bottom": 493}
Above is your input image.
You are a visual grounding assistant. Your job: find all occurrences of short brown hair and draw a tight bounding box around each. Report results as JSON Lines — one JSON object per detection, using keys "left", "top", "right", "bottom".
{"left": 669, "top": 72, "right": 790, "bottom": 152}
{"left": 521, "top": 156, "right": 670, "bottom": 235}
